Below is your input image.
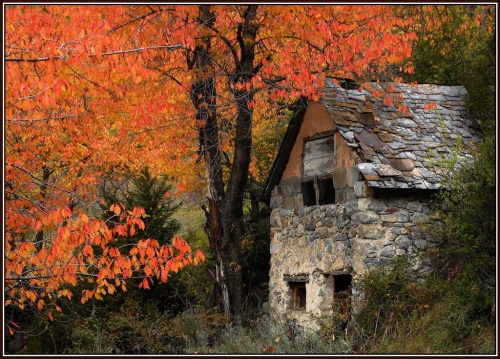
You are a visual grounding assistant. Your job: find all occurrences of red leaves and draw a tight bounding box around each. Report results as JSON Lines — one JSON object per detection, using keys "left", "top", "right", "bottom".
{"left": 139, "top": 277, "right": 150, "bottom": 290}
{"left": 83, "top": 244, "right": 93, "bottom": 256}
{"left": 6, "top": 3, "right": 416, "bottom": 316}
{"left": 176, "top": 181, "right": 186, "bottom": 194}
{"left": 424, "top": 101, "right": 437, "bottom": 111}
{"left": 160, "top": 269, "right": 168, "bottom": 283}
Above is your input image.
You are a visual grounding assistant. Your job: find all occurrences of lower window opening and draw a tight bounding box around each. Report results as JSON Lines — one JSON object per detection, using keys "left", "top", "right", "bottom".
{"left": 334, "top": 274, "right": 352, "bottom": 318}
{"left": 293, "top": 283, "right": 306, "bottom": 309}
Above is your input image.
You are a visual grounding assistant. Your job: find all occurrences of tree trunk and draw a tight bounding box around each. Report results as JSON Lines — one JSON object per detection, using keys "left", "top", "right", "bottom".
{"left": 188, "top": 4, "right": 258, "bottom": 316}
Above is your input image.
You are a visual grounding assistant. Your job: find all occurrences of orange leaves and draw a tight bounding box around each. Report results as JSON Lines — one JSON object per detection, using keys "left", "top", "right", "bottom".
{"left": 83, "top": 244, "right": 93, "bottom": 256}
{"left": 110, "top": 203, "right": 123, "bottom": 216}
{"left": 139, "top": 278, "right": 150, "bottom": 290}
{"left": 160, "top": 269, "right": 169, "bottom": 283}
{"left": 424, "top": 101, "right": 437, "bottom": 111}
{"left": 176, "top": 181, "right": 186, "bottom": 194}
{"left": 6, "top": 3, "right": 416, "bottom": 316}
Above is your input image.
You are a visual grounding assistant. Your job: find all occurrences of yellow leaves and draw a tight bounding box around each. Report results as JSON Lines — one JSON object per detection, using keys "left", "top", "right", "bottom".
{"left": 58, "top": 289, "right": 73, "bottom": 299}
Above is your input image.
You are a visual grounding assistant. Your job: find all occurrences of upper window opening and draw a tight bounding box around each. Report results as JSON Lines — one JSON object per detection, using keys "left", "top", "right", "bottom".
{"left": 302, "top": 180, "right": 317, "bottom": 206}
{"left": 318, "top": 177, "right": 335, "bottom": 205}
{"left": 302, "top": 134, "right": 336, "bottom": 207}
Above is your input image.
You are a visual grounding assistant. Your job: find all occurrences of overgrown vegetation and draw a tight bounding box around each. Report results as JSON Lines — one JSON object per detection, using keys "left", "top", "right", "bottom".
{"left": 349, "top": 256, "right": 495, "bottom": 354}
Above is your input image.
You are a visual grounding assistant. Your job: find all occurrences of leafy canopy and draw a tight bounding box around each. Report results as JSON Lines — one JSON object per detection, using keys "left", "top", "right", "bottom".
{"left": 5, "top": 4, "right": 417, "bottom": 317}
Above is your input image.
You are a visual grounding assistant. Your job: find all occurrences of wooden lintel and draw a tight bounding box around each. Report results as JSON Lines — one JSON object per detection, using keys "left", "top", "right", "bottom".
{"left": 284, "top": 275, "right": 309, "bottom": 283}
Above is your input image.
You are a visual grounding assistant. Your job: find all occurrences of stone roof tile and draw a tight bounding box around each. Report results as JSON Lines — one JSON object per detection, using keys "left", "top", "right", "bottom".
{"left": 321, "top": 81, "right": 480, "bottom": 189}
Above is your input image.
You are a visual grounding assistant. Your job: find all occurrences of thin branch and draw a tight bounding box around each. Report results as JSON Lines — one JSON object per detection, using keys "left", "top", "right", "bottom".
{"left": 5, "top": 44, "right": 183, "bottom": 62}
{"left": 108, "top": 8, "right": 161, "bottom": 34}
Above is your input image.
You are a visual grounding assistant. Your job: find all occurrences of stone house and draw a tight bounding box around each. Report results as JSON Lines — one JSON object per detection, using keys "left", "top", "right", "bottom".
{"left": 261, "top": 78, "right": 481, "bottom": 330}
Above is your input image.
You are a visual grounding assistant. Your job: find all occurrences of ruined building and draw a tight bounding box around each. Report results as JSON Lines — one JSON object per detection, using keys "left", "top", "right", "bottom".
{"left": 262, "top": 78, "right": 481, "bottom": 330}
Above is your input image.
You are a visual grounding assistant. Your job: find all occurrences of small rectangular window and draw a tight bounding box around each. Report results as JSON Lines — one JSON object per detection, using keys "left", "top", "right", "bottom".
{"left": 318, "top": 177, "right": 335, "bottom": 205}
{"left": 292, "top": 283, "right": 306, "bottom": 309}
{"left": 333, "top": 274, "right": 352, "bottom": 317}
{"left": 285, "top": 275, "right": 309, "bottom": 310}
{"left": 302, "top": 180, "right": 317, "bottom": 206}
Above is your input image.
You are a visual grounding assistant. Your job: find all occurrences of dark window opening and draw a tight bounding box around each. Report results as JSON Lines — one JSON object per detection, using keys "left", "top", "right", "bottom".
{"left": 292, "top": 283, "right": 306, "bottom": 309}
{"left": 318, "top": 177, "right": 335, "bottom": 205}
{"left": 334, "top": 274, "right": 352, "bottom": 318}
{"left": 302, "top": 181, "right": 317, "bottom": 206}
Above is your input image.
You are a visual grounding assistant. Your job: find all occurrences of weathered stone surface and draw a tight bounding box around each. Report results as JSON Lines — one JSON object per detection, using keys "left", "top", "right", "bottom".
{"left": 283, "top": 196, "right": 295, "bottom": 210}
{"left": 270, "top": 209, "right": 282, "bottom": 228}
{"left": 268, "top": 80, "right": 479, "bottom": 332}
{"left": 270, "top": 242, "right": 280, "bottom": 255}
{"left": 345, "top": 186, "right": 357, "bottom": 201}
{"left": 354, "top": 181, "right": 374, "bottom": 198}
{"left": 335, "top": 188, "right": 346, "bottom": 203}
{"left": 333, "top": 168, "right": 347, "bottom": 189}
{"left": 358, "top": 240, "right": 378, "bottom": 257}
{"left": 411, "top": 212, "right": 429, "bottom": 223}
{"left": 358, "top": 198, "right": 388, "bottom": 212}
{"left": 373, "top": 164, "right": 402, "bottom": 176}
{"left": 281, "top": 185, "right": 294, "bottom": 197}
{"left": 379, "top": 245, "right": 396, "bottom": 258}
{"left": 345, "top": 166, "right": 360, "bottom": 187}
{"left": 270, "top": 196, "right": 283, "bottom": 210}
{"left": 357, "top": 224, "right": 385, "bottom": 239}
{"left": 352, "top": 211, "right": 380, "bottom": 224}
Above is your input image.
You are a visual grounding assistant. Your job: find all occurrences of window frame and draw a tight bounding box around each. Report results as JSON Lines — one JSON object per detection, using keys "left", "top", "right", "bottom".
{"left": 302, "top": 133, "right": 336, "bottom": 207}
{"left": 284, "top": 275, "right": 309, "bottom": 310}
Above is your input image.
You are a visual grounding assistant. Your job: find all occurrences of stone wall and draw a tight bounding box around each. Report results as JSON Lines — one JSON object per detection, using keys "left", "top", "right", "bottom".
{"left": 268, "top": 169, "right": 436, "bottom": 328}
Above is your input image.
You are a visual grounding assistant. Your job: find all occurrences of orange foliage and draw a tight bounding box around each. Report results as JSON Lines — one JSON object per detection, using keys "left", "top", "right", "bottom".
{"left": 5, "top": 4, "right": 417, "bottom": 312}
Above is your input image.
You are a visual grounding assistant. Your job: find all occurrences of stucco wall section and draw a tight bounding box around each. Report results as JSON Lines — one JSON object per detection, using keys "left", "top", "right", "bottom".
{"left": 281, "top": 102, "right": 336, "bottom": 179}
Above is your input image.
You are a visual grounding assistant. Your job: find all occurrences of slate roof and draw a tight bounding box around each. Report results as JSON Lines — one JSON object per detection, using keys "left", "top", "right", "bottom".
{"left": 320, "top": 78, "right": 481, "bottom": 189}
{"left": 262, "top": 78, "right": 481, "bottom": 202}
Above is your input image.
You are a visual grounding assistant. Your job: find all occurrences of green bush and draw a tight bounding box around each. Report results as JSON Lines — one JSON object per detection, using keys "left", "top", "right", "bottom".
{"left": 350, "top": 254, "right": 495, "bottom": 354}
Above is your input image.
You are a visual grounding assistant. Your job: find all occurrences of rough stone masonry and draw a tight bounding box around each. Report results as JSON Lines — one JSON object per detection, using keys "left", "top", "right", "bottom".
{"left": 268, "top": 165, "right": 435, "bottom": 329}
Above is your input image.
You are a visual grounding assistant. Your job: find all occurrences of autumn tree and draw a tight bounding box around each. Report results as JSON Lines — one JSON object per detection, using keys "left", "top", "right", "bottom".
{"left": 5, "top": 4, "right": 417, "bottom": 317}
{"left": 4, "top": 6, "right": 205, "bottom": 327}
